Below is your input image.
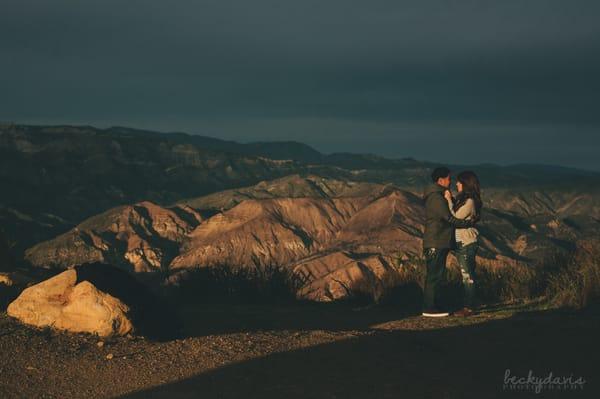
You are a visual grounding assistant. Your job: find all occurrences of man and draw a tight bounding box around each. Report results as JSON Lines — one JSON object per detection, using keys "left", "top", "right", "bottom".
{"left": 422, "top": 167, "right": 475, "bottom": 317}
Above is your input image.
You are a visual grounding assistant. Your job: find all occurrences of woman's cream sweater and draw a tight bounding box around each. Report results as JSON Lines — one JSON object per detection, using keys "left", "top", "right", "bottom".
{"left": 446, "top": 197, "right": 479, "bottom": 245}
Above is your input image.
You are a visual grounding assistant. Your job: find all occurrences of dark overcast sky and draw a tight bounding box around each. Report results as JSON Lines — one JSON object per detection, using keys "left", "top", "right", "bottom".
{"left": 1, "top": 1, "right": 599, "bottom": 170}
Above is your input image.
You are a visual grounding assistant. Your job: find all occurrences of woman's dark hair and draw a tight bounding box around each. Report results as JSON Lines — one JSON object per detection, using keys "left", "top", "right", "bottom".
{"left": 454, "top": 171, "right": 482, "bottom": 215}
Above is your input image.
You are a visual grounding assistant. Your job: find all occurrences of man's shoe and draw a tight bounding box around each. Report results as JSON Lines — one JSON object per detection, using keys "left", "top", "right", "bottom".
{"left": 422, "top": 308, "right": 450, "bottom": 317}
{"left": 453, "top": 307, "right": 474, "bottom": 317}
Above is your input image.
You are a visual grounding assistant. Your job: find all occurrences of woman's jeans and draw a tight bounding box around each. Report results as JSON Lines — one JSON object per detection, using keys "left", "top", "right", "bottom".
{"left": 453, "top": 241, "right": 478, "bottom": 307}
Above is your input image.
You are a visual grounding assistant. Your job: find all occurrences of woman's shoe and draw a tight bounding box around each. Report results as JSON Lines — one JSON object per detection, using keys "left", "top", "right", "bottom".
{"left": 453, "top": 307, "right": 474, "bottom": 317}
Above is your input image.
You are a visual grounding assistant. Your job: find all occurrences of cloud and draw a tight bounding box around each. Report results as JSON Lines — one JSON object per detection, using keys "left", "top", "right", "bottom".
{"left": 1, "top": 0, "right": 599, "bottom": 169}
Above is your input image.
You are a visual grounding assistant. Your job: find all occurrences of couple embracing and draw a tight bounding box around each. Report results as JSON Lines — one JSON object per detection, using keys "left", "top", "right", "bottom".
{"left": 422, "top": 167, "right": 482, "bottom": 317}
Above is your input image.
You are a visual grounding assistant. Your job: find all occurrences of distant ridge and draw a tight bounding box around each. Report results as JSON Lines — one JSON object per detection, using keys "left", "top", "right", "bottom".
{"left": 8, "top": 122, "right": 600, "bottom": 174}
{"left": 2, "top": 123, "right": 600, "bottom": 261}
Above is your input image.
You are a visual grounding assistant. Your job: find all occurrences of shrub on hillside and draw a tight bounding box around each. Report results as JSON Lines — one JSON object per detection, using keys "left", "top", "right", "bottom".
{"left": 545, "top": 240, "right": 600, "bottom": 309}
{"left": 165, "top": 264, "right": 307, "bottom": 304}
{"left": 164, "top": 240, "right": 600, "bottom": 310}
{"left": 474, "top": 258, "right": 539, "bottom": 304}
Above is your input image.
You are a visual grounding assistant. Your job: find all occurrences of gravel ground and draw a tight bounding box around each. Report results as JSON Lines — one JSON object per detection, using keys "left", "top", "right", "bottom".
{"left": 1, "top": 303, "right": 598, "bottom": 399}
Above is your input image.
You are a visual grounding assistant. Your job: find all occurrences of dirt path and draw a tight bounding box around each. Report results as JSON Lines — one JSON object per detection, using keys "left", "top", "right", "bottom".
{"left": 1, "top": 304, "right": 598, "bottom": 398}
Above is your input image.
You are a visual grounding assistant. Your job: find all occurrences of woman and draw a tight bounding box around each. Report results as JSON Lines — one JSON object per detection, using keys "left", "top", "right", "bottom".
{"left": 444, "top": 171, "right": 482, "bottom": 317}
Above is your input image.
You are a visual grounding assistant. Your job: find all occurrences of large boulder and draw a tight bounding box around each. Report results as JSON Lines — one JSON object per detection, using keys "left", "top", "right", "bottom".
{"left": 7, "top": 268, "right": 133, "bottom": 336}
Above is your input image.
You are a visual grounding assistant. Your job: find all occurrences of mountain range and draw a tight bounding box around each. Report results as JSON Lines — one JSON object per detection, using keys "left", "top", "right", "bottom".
{"left": 2, "top": 123, "right": 600, "bottom": 300}
{"left": 22, "top": 174, "right": 597, "bottom": 301}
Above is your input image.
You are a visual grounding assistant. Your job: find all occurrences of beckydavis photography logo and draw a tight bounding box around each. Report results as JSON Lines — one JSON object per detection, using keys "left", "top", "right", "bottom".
{"left": 503, "top": 369, "right": 586, "bottom": 393}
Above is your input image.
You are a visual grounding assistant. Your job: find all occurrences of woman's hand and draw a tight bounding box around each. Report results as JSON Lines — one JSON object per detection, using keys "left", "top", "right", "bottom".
{"left": 444, "top": 190, "right": 453, "bottom": 202}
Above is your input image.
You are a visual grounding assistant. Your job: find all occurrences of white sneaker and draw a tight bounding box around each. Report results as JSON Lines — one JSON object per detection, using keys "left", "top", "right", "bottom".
{"left": 422, "top": 309, "right": 450, "bottom": 317}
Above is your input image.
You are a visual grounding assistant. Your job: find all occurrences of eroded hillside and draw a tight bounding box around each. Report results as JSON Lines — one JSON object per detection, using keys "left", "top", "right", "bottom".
{"left": 25, "top": 175, "right": 595, "bottom": 300}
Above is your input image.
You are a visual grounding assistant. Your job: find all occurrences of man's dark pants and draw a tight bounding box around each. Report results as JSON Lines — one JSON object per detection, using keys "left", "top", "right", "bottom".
{"left": 423, "top": 248, "right": 449, "bottom": 310}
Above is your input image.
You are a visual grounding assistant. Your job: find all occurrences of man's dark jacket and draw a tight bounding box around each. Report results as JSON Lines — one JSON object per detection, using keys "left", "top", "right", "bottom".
{"left": 423, "top": 183, "right": 474, "bottom": 249}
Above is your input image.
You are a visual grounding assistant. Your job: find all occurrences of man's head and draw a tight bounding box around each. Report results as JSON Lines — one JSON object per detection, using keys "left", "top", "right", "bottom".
{"left": 431, "top": 167, "right": 451, "bottom": 188}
